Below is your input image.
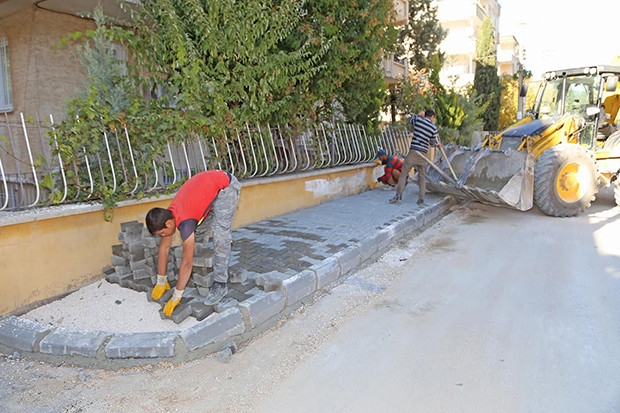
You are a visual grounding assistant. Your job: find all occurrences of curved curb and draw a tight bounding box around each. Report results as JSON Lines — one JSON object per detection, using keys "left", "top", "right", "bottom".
{"left": 0, "top": 197, "right": 454, "bottom": 369}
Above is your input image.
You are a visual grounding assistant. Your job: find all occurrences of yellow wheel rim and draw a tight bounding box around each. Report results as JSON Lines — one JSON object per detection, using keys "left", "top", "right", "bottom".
{"left": 556, "top": 162, "right": 587, "bottom": 203}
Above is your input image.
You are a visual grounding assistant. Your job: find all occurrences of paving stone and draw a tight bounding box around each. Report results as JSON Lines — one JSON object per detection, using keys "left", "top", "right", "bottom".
{"left": 255, "top": 271, "right": 289, "bottom": 292}
{"left": 229, "top": 268, "right": 248, "bottom": 284}
{"left": 114, "top": 265, "right": 131, "bottom": 276}
{"left": 111, "top": 255, "right": 127, "bottom": 267}
{"left": 128, "top": 248, "right": 145, "bottom": 262}
{"left": 118, "top": 230, "right": 142, "bottom": 244}
{"left": 192, "top": 267, "right": 211, "bottom": 277}
{"left": 105, "top": 271, "right": 122, "bottom": 285}
{"left": 130, "top": 259, "right": 148, "bottom": 272}
{"left": 191, "top": 301, "right": 214, "bottom": 321}
{"left": 127, "top": 241, "right": 144, "bottom": 255}
{"left": 119, "top": 273, "right": 137, "bottom": 289}
{"left": 191, "top": 273, "right": 212, "bottom": 288}
{"left": 193, "top": 255, "right": 213, "bottom": 268}
{"left": 102, "top": 265, "right": 116, "bottom": 276}
{"left": 133, "top": 278, "right": 152, "bottom": 293}
{"left": 111, "top": 244, "right": 123, "bottom": 256}
{"left": 39, "top": 328, "right": 111, "bottom": 357}
{"left": 120, "top": 220, "right": 143, "bottom": 233}
{"left": 213, "top": 297, "right": 239, "bottom": 313}
{"left": 162, "top": 300, "right": 194, "bottom": 324}
{"left": 0, "top": 317, "right": 52, "bottom": 352}
{"left": 104, "top": 332, "right": 177, "bottom": 359}
{"left": 142, "top": 236, "right": 158, "bottom": 249}
{"left": 179, "top": 308, "right": 245, "bottom": 351}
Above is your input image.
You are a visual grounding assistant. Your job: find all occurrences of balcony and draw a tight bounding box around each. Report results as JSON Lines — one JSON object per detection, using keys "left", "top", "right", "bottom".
{"left": 383, "top": 55, "right": 407, "bottom": 85}
{"left": 393, "top": 0, "right": 409, "bottom": 26}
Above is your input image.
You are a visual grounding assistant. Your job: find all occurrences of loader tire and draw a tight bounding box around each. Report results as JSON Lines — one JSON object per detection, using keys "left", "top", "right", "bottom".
{"left": 534, "top": 144, "right": 598, "bottom": 217}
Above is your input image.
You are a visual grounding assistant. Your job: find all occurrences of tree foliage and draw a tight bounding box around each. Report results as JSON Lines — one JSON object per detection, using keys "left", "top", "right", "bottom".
{"left": 473, "top": 17, "right": 501, "bottom": 131}
{"left": 294, "top": 0, "right": 398, "bottom": 129}
{"left": 124, "top": 0, "right": 328, "bottom": 134}
{"left": 388, "top": 54, "right": 483, "bottom": 145}
{"left": 120, "top": 0, "right": 398, "bottom": 132}
{"left": 396, "top": 0, "right": 447, "bottom": 71}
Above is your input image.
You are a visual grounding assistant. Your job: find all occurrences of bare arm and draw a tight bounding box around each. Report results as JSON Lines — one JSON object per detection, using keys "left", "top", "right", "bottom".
{"left": 157, "top": 234, "right": 172, "bottom": 276}
{"left": 176, "top": 233, "right": 195, "bottom": 291}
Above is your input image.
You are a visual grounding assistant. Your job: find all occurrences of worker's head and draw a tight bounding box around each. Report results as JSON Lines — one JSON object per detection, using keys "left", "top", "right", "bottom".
{"left": 424, "top": 109, "right": 436, "bottom": 121}
{"left": 375, "top": 148, "right": 388, "bottom": 163}
{"left": 146, "top": 207, "right": 176, "bottom": 237}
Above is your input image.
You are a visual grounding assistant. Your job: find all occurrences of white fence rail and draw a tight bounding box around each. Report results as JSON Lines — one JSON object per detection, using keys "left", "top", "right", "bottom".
{"left": 0, "top": 113, "right": 411, "bottom": 211}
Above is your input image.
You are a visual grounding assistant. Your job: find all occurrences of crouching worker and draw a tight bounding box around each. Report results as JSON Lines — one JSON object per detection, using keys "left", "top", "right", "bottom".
{"left": 145, "top": 170, "right": 241, "bottom": 316}
{"left": 375, "top": 149, "right": 404, "bottom": 187}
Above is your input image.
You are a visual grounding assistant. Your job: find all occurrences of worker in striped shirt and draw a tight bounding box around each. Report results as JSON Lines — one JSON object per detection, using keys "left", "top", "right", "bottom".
{"left": 389, "top": 108, "right": 440, "bottom": 206}
{"left": 375, "top": 149, "right": 404, "bottom": 187}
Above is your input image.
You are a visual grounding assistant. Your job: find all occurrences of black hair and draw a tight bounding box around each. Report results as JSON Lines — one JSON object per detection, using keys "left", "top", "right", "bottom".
{"left": 146, "top": 207, "right": 173, "bottom": 235}
{"left": 425, "top": 109, "right": 436, "bottom": 118}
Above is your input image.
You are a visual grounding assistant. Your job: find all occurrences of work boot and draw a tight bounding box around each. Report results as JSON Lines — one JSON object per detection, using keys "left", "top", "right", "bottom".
{"left": 204, "top": 282, "right": 228, "bottom": 305}
{"left": 389, "top": 194, "right": 402, "bottom": 204}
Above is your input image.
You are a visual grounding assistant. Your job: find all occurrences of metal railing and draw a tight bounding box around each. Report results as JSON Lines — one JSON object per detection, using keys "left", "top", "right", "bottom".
{"left": 0, "top": 113, "right": 411, "bottom": 212}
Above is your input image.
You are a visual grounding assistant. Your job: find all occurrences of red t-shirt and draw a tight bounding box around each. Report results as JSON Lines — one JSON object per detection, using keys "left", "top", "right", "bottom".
{"left": 168, "top": 170, "right": 231, "bottom": 241}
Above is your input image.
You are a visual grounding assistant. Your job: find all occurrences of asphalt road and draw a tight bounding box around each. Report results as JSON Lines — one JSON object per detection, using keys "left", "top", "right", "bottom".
{"left": 248, "top": 189, "right": 620, "bottom": 413}
{"left": 2, "top": 189, "right": 620, "bottom": 413}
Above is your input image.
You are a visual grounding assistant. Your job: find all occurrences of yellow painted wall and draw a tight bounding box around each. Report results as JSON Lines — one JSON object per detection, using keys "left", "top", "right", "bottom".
{"left": 0, "top": 165, "right": 380, "bottom": 315}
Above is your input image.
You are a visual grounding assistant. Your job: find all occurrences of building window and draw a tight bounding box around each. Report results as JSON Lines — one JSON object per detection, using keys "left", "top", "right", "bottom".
{"left": 0, "top": 37, "right": 13, "bottom": 113}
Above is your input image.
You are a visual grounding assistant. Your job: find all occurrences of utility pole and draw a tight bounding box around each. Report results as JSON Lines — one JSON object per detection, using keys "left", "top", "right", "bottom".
{"left": 517, "top": 63, "right": 524, "bottom": 120}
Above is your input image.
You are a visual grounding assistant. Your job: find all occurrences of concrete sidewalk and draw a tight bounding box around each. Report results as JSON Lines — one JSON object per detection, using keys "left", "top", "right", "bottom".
{"left": 0, "top": 184, "right": 454, "bottom": 369}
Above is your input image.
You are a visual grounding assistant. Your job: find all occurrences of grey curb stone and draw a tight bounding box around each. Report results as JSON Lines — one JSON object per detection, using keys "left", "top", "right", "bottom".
{"left": 282, "top": 270, "right": 317, "bottom": 308}
{"left": 180, "top": 307, "right": 245, "bottom": 351}
{"left": 312, "top": 256, "right": 341, "bottom": 290}
{"left": 356, "top": 237, "right": 378, "bottom": 262}
{"left": 238, "top": 291, "right": 286, "bottom": 329}
{"left": 374, "top": 229, "right": 392, "bottom": 251}
{"left": 376, "top": 227, "right": 399, "bottom": 251}
{"left": 39, "top": 328, "right": 111, "bottom": 358}
{"left": 334, "top": 247, "right": 362, "bottom": 276}
{"left": 0, "top": 316, "right": 52, "bottom": 352}
{"left": 105, "top": 332, "right": 177, "bottom": 359}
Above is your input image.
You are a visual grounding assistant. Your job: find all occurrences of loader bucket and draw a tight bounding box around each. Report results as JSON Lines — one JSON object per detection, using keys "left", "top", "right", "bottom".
{"left": 426, "top": 145, "right": 535, "bottom": 211}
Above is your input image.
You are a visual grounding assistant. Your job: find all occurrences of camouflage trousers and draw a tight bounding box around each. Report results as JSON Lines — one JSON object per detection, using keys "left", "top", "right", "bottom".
{"left": 195, "top": 174, "right": 241, "bottom": 284}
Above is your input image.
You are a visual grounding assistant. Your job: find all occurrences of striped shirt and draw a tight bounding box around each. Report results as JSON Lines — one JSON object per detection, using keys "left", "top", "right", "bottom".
{"left": 409, "top": 115, "right": 438, "bottom": 154}
{"left": 379, "top": 155, "right": 404, "bottom": 184}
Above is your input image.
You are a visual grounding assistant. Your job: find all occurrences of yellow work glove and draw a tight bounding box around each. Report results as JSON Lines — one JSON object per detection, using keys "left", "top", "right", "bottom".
{"left": 151, "top": 275, "right": 170, "bottom": 300}
{"left": 163, "top": 288, "right": 184, "bottom": 317}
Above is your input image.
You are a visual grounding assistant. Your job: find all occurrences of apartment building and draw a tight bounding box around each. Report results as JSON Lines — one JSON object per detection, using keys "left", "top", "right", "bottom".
{"left": 435, "top": 0, "right": 515, "bottom": 90}
{"left": 382, "top": 0, "right": 410, "bottom": 87}
{"left": 498, "top": 34, "right": 522, "bottom": 76}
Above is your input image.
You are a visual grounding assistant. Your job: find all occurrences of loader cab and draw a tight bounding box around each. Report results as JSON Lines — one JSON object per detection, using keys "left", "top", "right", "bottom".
{"left": 533, "top": 69, "right": 606, "bottom": 149}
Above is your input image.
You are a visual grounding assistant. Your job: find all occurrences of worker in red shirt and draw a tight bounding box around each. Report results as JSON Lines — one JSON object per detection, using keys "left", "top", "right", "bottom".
{"left": 375, "top": 149, "right": 404, "bottom": 187}
{"left": 145, "top": 170, "right": 241, "bottom": 316}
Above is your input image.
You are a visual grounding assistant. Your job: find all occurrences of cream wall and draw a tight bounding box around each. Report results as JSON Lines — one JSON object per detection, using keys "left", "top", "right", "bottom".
{"left": 0, "top": 164, "right": 381, "bottom": 315}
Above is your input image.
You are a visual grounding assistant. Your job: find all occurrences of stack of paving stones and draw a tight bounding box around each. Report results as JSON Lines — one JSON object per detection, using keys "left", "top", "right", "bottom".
{"left": 104, "top": 220, "right": 257, "bottom": 324}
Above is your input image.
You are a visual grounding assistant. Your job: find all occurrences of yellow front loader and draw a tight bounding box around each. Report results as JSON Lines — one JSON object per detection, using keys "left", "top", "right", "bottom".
{"left": 426, "top": 65, "right": 620, "bottom": 217}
